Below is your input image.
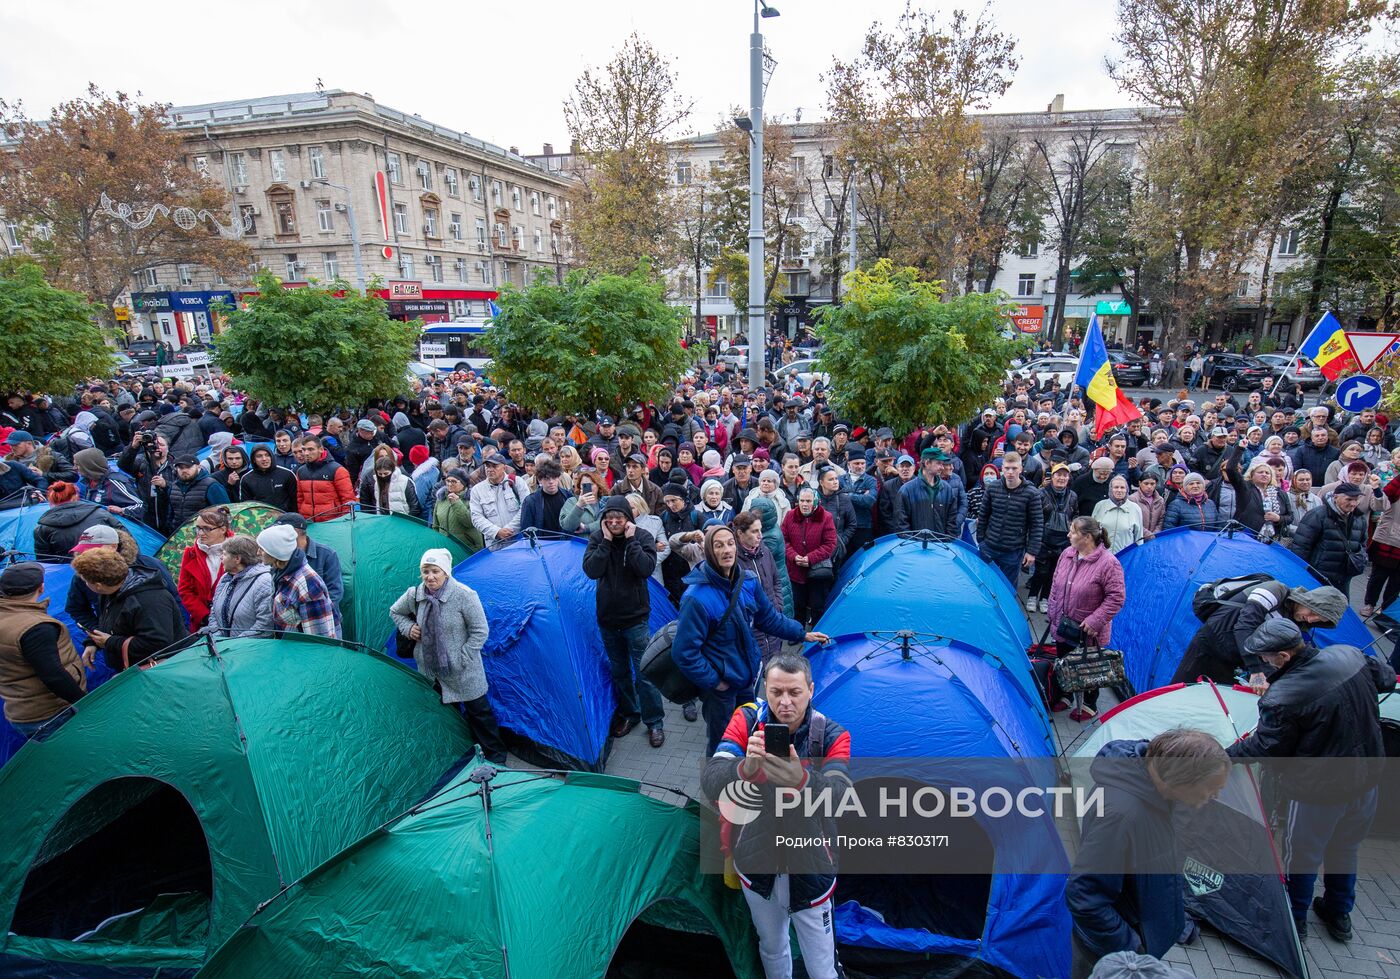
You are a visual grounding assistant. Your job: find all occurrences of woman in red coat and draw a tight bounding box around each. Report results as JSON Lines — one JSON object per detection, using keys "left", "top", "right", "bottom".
{"left": 782, "top": 486, "right": 838, "bottom": 627}
{"left": 1046, "top": 515, "right": 1126, "bottom": 721}
{"left": 179, "top": 506, "right": 233, "bottom": 630}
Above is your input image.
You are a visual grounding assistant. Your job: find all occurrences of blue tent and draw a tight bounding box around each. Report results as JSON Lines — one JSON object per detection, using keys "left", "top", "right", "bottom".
{"left": 0, "top": 563, "right": 120, "bottom": 767}
{"left": 0, "top": 501, "right": 165, "bottom": 560}
{"left": 1116, "top": 527, "right": 1374, "bottom": 693}
{"left": 810, "top": 631, "right": 1070, "bottom": 979}
{"left": 818, "top": 532, "right": 1053, "bottom": 754}
{"left": 452, "top": 534, "right": 676, "bottom": 771}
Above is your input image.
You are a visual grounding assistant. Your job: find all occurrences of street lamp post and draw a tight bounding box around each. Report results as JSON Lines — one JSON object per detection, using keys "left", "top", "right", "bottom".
{"left": 747, "top": 0, "right": 779, "bottom": 386}
{"left": 309, "top": 178, "right": 366, "bottom": 296}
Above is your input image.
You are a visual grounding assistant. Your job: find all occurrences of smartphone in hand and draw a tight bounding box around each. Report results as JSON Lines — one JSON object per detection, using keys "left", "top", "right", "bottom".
{"left": 763, "top": 722, "right": 791, "bottom": 758}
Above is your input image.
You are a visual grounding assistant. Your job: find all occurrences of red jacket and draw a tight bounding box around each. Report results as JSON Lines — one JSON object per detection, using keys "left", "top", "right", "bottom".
{"left": 178, "top": 540, "right": 227, "bottom": 630}
{"left": 781, "top": 506, "right": 837, "bottom": 585}
{"left": 296, "top": 450, "right": 355, "bottom": 522}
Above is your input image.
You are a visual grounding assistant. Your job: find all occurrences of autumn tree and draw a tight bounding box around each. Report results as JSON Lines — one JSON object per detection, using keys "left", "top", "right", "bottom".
{"left": 0, "top": 85, "right": 250, "bottom": 324}
{"left": 563, "top": 33, "right": 691, "bottom": 275}
{"left": 965, "top": 123, "right": 1046, "bottom": 295}
{"left": 824, "top": 5, "right": 1019, "bottom": 286}
{"left": 707, "top": 119, "right": 802, "bottom": 308}
{"left": 1108, "top": 0, "right": 1386, "bottom": 351}
{"left": 672, "top": 163, "right": 721, "bottom": 337}
{"left": 801, "top": 139, "right": 855, "bottom": 304}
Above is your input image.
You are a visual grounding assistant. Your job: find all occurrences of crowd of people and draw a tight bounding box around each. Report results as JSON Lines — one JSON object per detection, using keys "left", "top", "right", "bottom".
{"left": 1, "top": 341, "right": 1398, "bottom": 979}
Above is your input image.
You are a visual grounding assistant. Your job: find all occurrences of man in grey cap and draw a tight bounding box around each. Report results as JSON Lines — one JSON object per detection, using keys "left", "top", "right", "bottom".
{"left": 1228, "top": 617, "right": 1395, "bottom": 941}
{"left": 346, "top": 418, "right": 389, "bottom": 481}
{"left": 469, "top": 453, "right": 527, "bottom": 542}
{"left": 1289, "top": 481, "right": 1367, "bottom": 592}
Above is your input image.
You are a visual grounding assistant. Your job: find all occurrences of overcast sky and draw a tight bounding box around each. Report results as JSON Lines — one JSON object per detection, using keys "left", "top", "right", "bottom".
{"left": 1, "top": 0, "right": 1128, "bottom": 151}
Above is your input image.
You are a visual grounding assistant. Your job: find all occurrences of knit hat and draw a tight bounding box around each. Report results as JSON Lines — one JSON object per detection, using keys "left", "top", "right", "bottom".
{"left": 700, "top": 478, "right": 724, "bottom": 498}
{"left": 420, "top": 548, "right": 454, "bottom": 575}
{"left": 1333, "top": 482, "right": 1362, "bottom": 497}
{"left": 256, "top": 524, "right": 299, "bottom": 562}
{"left": 662, "top": 484, "right": 688, "bottom": 501}
{"left": 701, "top": 449, "right": 722, "bottom": 470}
{"left": 408, "top": 445, "right": 431, "bottom": 466}
{"left": 73, "top": 448, "right": 110, "bottom": 481}
{"left": 601, "top": 495, "right": 633, "bottom": 518}
{"left": 444, "top": 468, "right": 471, "bottom": 486}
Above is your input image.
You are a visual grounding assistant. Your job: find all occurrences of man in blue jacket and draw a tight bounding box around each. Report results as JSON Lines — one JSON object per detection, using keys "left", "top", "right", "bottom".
{"left": 1067, "top": 729, "right": 1230, "bottom": 978}
{"left": 671, "top": 524, "right": 827, "bottom": 754}
{"left": 843, "top": 455, "right": 878, "bottom": 552}
{"left": 893, "top": 447, "right": 965, "bottom": 535}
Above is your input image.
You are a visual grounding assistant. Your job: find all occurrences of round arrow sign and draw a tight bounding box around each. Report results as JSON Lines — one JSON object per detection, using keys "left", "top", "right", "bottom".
{"left": 1336, "top": 374, "right": 1382, "bottom": 412}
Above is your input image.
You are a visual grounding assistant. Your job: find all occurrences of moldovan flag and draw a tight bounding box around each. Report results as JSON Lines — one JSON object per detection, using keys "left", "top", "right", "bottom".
{"left": 1298, "top": 311, "right": 1358, "bottom": 380}
{"left": 1075, "top": 315, "right": 1141, "bottom": 439}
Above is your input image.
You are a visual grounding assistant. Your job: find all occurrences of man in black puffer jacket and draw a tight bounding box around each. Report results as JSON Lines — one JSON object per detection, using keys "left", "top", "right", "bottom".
{"left": 1229, "top": 619, "right": 1396, "bottom": 941}
{"left": 976, "top": 451, "right": 1043, "bottom": 589}
{"left": 1289, "top": 484, "right": 1367, "bottom": 592}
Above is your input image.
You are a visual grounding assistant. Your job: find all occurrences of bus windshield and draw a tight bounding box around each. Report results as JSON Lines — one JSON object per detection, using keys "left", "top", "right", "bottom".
{"left": 416, "top": 324, "right": 492, "bottom": 373}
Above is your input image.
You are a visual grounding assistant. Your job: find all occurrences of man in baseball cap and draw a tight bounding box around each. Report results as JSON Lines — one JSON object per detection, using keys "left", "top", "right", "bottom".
{"left": 70, "top": 525, "right": 120, "bottom": 554}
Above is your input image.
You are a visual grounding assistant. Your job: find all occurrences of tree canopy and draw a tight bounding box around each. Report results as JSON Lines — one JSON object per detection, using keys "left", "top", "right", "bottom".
{"left": 0, "top": 260, "right": 114, "bottom": 394}
{"left": 482, "top": 266, "right": 691, "bottom": 417}
{"left": 815, "top": 260, "right": 1029, "bottom": 432}
{"left": 213, "top": 272, "right": 418, "bottom": 411}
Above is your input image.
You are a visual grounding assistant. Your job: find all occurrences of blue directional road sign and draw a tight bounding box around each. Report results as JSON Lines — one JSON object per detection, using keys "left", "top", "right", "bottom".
{"left": 1336, "top": 374, "right": 1382, "bottom": 412}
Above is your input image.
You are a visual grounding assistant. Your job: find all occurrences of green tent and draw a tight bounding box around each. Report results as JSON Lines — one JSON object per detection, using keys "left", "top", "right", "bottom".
{"left": 156, "top": 501, "right": 286, "bottom": 578}
{"left": 0, "top": 634, "right": 471, "bottom": 974}
{"left": 305, "top": 510, "right": 470, "bottom": 650}
{"left": 198, "top": 761, "right": 763, "bottom": 979}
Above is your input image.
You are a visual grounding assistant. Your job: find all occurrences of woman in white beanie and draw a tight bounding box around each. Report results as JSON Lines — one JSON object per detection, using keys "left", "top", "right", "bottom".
{"left": 257, "top": 524, "right": 341, "bottom": 638}
{"left": 389, "top": 548, "right": 505, "bottom": 763}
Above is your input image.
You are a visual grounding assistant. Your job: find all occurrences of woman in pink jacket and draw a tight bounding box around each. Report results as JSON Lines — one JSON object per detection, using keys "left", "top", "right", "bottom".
{"left": 1047, "top": 515, "right": 1126, "bottom": 721}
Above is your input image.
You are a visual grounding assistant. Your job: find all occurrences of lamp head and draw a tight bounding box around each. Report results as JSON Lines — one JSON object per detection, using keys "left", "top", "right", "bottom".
{"left": 734, "top": 115, "right": 753, "bottom": 132}
{"left": 760, "top": 2, "right": 780, "bottom": 16}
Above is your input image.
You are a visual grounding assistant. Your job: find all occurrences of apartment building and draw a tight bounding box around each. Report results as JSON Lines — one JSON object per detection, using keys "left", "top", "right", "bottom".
{"left": 129, "top": 90, "right": 573, "bottom": 346}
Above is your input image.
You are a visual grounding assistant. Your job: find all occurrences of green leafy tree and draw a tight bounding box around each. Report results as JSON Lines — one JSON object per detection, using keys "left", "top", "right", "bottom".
{"left": 815, "top": 260, "right": 1028, "bottom": 432}
{"left": 483, "top": 265, "right": 690, "bottom": 416}
{"left": 214, "top": 271, "right": 417, "bottom": 410}
{"left": 0, "top": 259, "right": 114, "bottom": 393}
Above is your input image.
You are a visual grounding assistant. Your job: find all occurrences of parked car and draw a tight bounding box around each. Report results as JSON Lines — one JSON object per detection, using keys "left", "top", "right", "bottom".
{"left": 772, "top": 357, "right": 830, "bottom": 389}
{"left": 110, "top": 352, "right": 147, "bottom": 378}
{"left": 1108, "top": 351, "right": 1150, "bottom": 387}
{"left": 1006, "top": 356, "right": 1080, "bottom": 389}
{"left": 1255, "top": 353, "right": 1325, "bottom": 390}
{"left": 405, "top": 361, "right": 437, "bottom": 383}
{"left": 175, "top": 341, "right": 217, "bottom": 366}
{"left": 1204, "top": 353, "right": 1278, "bottom": 391}
{"left": 125, "top": 339, "right": 169, "bottom": 366}
{"left": 718, "top": 344, "right": 750, "bottom": 371}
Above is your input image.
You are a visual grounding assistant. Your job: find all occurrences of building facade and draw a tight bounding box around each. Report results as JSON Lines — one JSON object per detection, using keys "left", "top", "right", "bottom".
{"left": 126, "top": 90, "right": 574, "bottom": 346}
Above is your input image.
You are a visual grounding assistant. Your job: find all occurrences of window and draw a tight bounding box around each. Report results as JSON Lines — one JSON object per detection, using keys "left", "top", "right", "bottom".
{"left": 511, "top": 185, "right": 522, "bottom": 210}
{"left": 417, "top": 160, "right": 432, "bottom": 190}
{"left": 1278, "top": 228, "right": 1301, "bottom": 257}
{"left": 820, "top": 237, "right": 834, "bottom": 258}
{"left": 393, "top": 203, "right": 409, "bottom": 235}
{"left": 238, "top": 205, "right": 256, "bottom": 235}
{"left": 455, "top": 257, "right": 468, "bottom": 282}
{"left": 193, "top": 155, "right": 209, "bottom": 177}
{"left": 1236, "top": 275, "right": 1251, "bottom": 298}
{"left": 469, "top": 174, "right": 482, "bottom": 201}
{"left": 1016, "top": 273, "right": 1036, "bottom": 297}
{"left": 787, "top": 271, "right": 808, "bottom": 295}
{"left": 269, "top": 150, "right": 286, "bottom": 182}
{"left": 1043, "top": 277, "right": 1057, "bottom": 293}
{"left": 275, "top": 200, "right": 297, "bottom": 235}
{"left": 790, "top": 155, "right": 805, "bottom": 175}
{"left": 387, "top": 153, "right": 402, "bottom": 184}
{"left": 491, "top": 180, "right": 503, "bottom": 205}
{"left": 444, "top": 167, "right": 459, "bottom": 196}
{"left": 476, "top": 260, "right": 490, "bottom": 283}
{"left": 824, "top": 197, "right": 836, "bottom": 219}
{"left": 425, "top": 254, "right": 443, "bottom": 282}
{"left": 784, "top": 237, "right": 802, "bottom": 261}
{"left": 316, "top": 199, "right": 333, "bottom": 232}
{"left": 308, "top": 146, "right": 326, "bottom": 180}
{"left": 787, "top": 199, "right": 805, "bottom": 218}
{"left": 285, "top": 253, "right": 301, "bottom": 280}
{"left": 823, "top": 156, "right": 835, "bottom": 178}
{"left": 4, "top": 221, "right": 20, "bottom": 247}
{"left": 424, "top": 207, "right": 439, "bottom": 238}
{"left": 476, "top": 218, "right": 487, "bottom": 249}
{"left": 530, "top": 191, "right": 540, "bottom": 215}
{"left": 450, "top": 212, "right": 462, "bottom": 240}
{"left": 534, "top": 228, "right": 543, "bottom": 253}
{"left": 550, "top": 232, "right": 560, "bottom": 255}
{"left": 495, "top": 222, "right": 509, "bottom": 247}
{"left": 322, "top": 251, "right": 339, "bottom": 279}
{"left": 547, "top": 195, "right": 557, "bottom": 218}
{"left": 399, "top": 252, "right": 415, "bottom": 279}
{"left": 230, "top": 153, "right": 248, "bottom": 186}
{"left": 177, "top": 264, "right": 193, "bottom": 286}
{"left": 675, "top": 160, "right": 692, "bottom": 186}
{"left": 1020, "top": 238, "right": 1039, "bottom": 258}
{"left": 143, "top": 268, "right": 159, "bottom": 288}
{"left": 512, "top": 225, "right": 525, "bottom": 250}
{"left": 706, "top": 275, "right": 729, "bottom": 298}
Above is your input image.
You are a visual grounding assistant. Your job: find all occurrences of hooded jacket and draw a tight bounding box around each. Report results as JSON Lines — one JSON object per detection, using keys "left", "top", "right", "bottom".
{"left": 1163, "top": 491, "right": 1220, "bottom": 531}
{"left": 671, "top": 562, "right": 805, "bottom": 693}
{"left": 894, "top": 472, "right": 965, "bottom": 535}
{"left": 241, "top": 451, "right": 298, "bottom": 512}
{"left": 1067, "top": 739, "right": 1185, "bottom": 960}
{"left": 581, "top": 514, "right": 657, "bottom": 630}
{"left": 32, "top": 501, "right": 126, "bottom": 561}
{"left": 1288, "top": 439, "right": 1341, "bottom": 485}
{"left": 95, "top": 563, "right": 189, "bottom": 671}
{"left": 1289, "top": 495, "right": 1367, "bottom": 589}
{"left": 781, "top": 504, "right": 837, "bottom": 585}
{"left": 978, "top": 477, "right": 1044, "bottom": 555}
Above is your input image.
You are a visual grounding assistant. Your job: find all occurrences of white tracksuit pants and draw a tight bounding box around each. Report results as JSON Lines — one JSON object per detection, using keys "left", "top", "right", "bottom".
{"left": 742, "top": 874, "right": 839, "bottom": 979}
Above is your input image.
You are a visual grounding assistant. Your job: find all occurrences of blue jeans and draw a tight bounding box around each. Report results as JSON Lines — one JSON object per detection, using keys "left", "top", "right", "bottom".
{"left": 1281, "top": 787, "right": 1378, "bottom": 920}
{"left": 600, "top": 623, "right": 664, "bottom": 731}
{"left": 11, "top": 711, "right": 72, "bottom": 742}
{"left": 700, "top": 685, "right": 740, "bottom": 756}
{"left": 979, "top": 544, "right": 1024, "bottom": 591}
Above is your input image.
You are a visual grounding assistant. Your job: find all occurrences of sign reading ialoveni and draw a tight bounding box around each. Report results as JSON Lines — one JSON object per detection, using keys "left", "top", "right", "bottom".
{"left": 389, "top": 281, "right": 423, "bottom": 300}
{"left": 1009, "top": 305, "right": 1044, "bottom": 334}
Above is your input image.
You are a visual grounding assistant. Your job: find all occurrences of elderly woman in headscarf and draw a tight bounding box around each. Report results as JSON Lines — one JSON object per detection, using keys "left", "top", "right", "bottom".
{"left": 390, "top": 548, "right": 505, "bottom": 764}
{"left": 1254, "top": 434, "right": 1294, "bottom": 479}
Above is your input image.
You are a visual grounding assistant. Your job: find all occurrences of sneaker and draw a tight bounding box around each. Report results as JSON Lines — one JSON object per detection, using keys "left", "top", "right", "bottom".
{"left": 683, "top": 701, "right": 699, "bottom": 723}
{"left": 1039, "top": 599, "right": 1049, "bottom": 613}
{"left": 1068, "top": 705, "right": 1098, "bottom": 722}
{"left": 610, "top": 716, "right": 638, "bottom": 738}
{"left": 1295, "top": 919, "right": 1308, "bottom": 943}
{"left": 648, "top": 727, "right": 666, "bottom": 748}
{"left": 1025, "top": 596, "right": 1038, "bottom": 613}
{"left": 1312, "top": 898, "right": 1353, "bottom": 942}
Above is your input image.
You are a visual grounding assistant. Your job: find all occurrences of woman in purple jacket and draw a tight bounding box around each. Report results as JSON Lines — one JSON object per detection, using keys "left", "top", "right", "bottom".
{"left": 1047, "top": 515, "right": 1126, "bottom": 721}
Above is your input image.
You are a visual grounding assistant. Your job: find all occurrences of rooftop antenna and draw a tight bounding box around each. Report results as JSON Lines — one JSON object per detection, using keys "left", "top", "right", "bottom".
{"left": 315, "top": 77, "right": 324, "bottom": 93}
